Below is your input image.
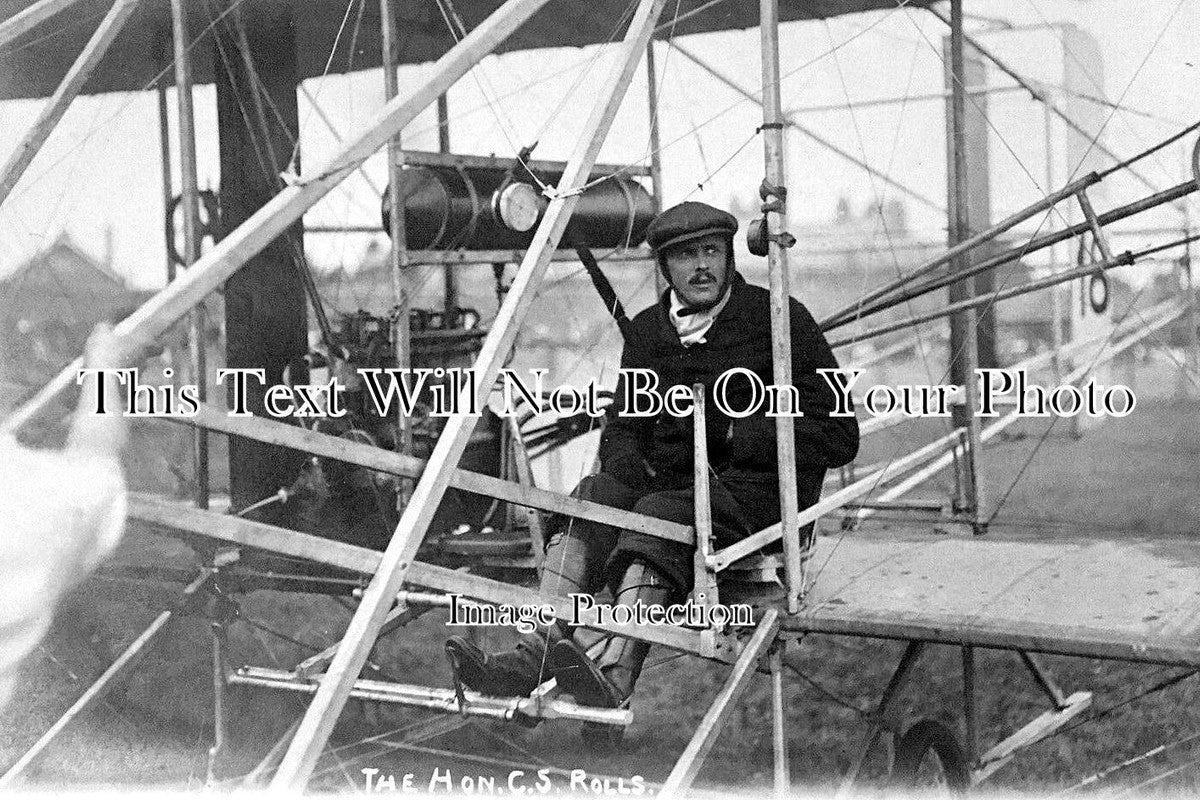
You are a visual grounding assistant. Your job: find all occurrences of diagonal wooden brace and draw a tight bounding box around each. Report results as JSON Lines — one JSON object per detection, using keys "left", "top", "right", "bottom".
{"left": 171, "top": 403, "right": 692, "bottom": 546}
{"left": 269, "top": 0, "right": 672, "bottom": 786}
{"left": 0, "top": 0, "right": 560, "bottom": 439}
{"left": 660, "top": 610, "right": 781, "bottom": 796}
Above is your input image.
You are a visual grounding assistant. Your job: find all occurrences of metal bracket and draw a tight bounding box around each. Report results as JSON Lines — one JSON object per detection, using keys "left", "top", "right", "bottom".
{"left": 759, "top": 178, "right": 788, "bottom": 203}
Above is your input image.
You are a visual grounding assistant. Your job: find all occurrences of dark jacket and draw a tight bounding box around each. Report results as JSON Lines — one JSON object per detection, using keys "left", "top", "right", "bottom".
{"left": 599, "top": 273, "right": 859, "bottom": 493}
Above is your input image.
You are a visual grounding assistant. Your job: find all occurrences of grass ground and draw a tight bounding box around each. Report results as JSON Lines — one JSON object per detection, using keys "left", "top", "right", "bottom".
{"left": 1, "top": 392, "right": 1197, "bottom": 796}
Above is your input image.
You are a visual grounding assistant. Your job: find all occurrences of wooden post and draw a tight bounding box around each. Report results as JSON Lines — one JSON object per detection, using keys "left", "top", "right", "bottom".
{"left": 645, "top": 39, "right": 666, "bottom": 295}
{"left": 380, "top": 0, "right": 415, "bottom": 482}
{"left": 268, "top": 0, "right": 670, "bottom": 786}
{"left": 170, "top": 0, "right": 209, "bottom": 510}
{"left": 0, "top": 0, "right": 560, "bottom": 438}
{"left": 645, "top": 40, "right": 664, "bottom": 215}
{"left": 660, "top": 611, "right": 780, "bottom": 796}
{"left": 759, "top": 0, "right": 804, "bottom": 613}
{"left": 692, "top": 384, "right": 720, "bottom": 656}
{"left": 962, "top": 645, "right": 978, "bottom": 767}
{"left": 770, "top": 644, "right": 790, "bottom": 798}
{"left": 945, "top": 0, "right": 984, "bottom": 535}
{"left": 0, "top": 0, "right": 141, "bottom": 207}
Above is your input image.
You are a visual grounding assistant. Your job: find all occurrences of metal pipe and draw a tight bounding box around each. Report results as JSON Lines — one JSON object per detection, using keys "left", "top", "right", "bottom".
{"left": 170, "top": 0, "right": 209, "bottom": 510}
{"left": 156, "top": 79, "right": 175, "bottom": 285}
{"left": 437, "top": 93, "right": 458, "bottom": 314}
{"left": 828, "top": 250, "right": 1136, "bottom": 349}
{"left": 822, "top": 179, "right": 1197, "bottom": 332}
{"left": 758, "top": 0, "right": 803, "bottom": 614}
{"left": 822, "top": 173, "right": 1099, "bottom": 329}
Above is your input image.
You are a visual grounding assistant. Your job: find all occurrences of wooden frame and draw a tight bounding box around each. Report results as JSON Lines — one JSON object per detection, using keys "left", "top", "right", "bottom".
{"left": 3, "top": 0, "right": 1198, "bottom": 792}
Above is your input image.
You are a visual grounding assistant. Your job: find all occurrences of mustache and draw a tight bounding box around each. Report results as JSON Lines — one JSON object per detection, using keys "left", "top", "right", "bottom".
{"left": 689, "top": 271, "right": 717, "bottom": 285}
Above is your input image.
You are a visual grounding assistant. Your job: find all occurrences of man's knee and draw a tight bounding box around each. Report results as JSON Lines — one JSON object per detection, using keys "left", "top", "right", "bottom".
{"left": 630, "top": 489, "right": 695, "bottom": 526}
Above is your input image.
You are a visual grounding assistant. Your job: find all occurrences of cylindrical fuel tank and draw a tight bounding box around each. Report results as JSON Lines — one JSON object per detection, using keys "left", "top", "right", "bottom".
{"left": 381, "top": 163, "right": 654, "bottom": 250}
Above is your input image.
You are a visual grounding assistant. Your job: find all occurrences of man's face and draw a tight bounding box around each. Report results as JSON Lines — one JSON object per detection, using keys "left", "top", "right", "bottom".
{"left": 662, "top": 233, "right": 730, "bottom": 308}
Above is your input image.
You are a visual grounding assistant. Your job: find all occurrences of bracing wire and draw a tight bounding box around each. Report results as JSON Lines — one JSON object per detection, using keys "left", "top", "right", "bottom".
{"left": 983, "top": 231, "right": 1200, "bottom": 526}
{"left": 286, "top": 0, "right": 359, "bottom": 175}
{"left": 820, "top": 18, "right": 945, "bottom": 418}
{"left": 1019, "top": 0, "right": 1187, "bottom": 190}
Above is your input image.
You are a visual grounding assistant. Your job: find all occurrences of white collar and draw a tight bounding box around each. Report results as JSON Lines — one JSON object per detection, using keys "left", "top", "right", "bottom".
{"left": 668, "top": 285, "right": 732, "bottom": 348}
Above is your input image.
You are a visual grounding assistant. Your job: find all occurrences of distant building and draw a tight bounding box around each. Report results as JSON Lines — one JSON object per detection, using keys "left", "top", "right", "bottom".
{"left": 0, "top": 233, "right": 148, "bottom": 386}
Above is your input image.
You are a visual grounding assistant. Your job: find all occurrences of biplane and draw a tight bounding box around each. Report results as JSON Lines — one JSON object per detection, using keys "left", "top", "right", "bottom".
{"left": 0, "top": 0, "right": 1198, "bottom": 794}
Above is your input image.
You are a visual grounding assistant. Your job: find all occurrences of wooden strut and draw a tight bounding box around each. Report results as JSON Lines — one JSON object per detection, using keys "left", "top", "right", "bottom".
{"left": 0, "top": 570, "right": 214, "bottom": 789}
{"left": 946, "top": 0, "right": 984, "bottom": 534}
{"left": 834, "top": 640, "right": 926, "bottom": 798}
{"left": 770, "top": 644, "right": 790, "bottom": 798}
{"left": 169, "top": 403, "right": 693, "bottom": 545}
{"left": 380, "top": 0, "right": 415, "bottom": 494}
{"left": 169, "top": 0, "right": 209, "bottom": 511}
{"left": 270, "top": 0, "right": 671, "bottom": 784}
{"left": 711, "top": 428, "right": 963, "bottom": 571}
{"left": 691, "top": 384, "right": 721, "bottom": 659}
{"left": 659, "top": 610, "right": 781, "bottom": 797}
{"left": 127, "top": 494, "right": 722, "bottom": 656}
{"left": 0, "top": 0, "right": 88, "bottom": 50}
{"left": 0, "top": 0, "right": 142, "bottom": 207}
{"left": 758, "top": 0, "right": 804, "bottom": 613}
{"left": 846, "top": 298, "right": 1188, "bottom": 527}
{"left": 0, "top": 0, "right": 561, "bottom": 439}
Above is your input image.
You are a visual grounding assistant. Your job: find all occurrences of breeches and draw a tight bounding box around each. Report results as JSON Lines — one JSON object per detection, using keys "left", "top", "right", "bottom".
{"left": 543, "top": 470, "right": 801, "bottom": 595}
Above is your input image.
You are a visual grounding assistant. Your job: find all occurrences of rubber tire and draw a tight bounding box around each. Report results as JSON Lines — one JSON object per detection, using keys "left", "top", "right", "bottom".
{"left": 890, "top": 719, "right": 970, "bottom": 796}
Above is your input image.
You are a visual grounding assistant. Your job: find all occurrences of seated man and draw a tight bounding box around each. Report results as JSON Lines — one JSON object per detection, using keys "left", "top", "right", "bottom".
{"left": 446, "top": 201, "right": 859, "bottom": 711}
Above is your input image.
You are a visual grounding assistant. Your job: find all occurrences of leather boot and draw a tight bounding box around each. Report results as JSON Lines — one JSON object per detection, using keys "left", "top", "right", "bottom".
{"left": 549, "top": 560, "right": 677, "bottom": 706}
{"left": 446, "top": 629, "right": 559, "bottom": 697}
{"left": 444, "top": 519, "right": 599, "bottom": 697}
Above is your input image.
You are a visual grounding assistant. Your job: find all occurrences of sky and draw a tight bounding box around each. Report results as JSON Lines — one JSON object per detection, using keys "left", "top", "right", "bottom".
{"left": 0, "top": 0, "right": 1196, "bottom": 290}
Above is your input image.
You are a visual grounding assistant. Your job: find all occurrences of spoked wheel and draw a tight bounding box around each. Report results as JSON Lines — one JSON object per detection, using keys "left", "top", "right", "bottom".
{"left": 890, "top": 719, "right": 971, "bottom": 796}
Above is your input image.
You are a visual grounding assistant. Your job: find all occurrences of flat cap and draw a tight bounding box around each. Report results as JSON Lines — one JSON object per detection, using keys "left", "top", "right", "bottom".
{"left": 645, "top": 201, "right": 738, "bottom": 253}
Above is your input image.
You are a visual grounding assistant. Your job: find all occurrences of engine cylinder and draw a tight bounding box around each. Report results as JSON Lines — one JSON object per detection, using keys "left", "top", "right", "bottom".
{"left": 381, "top": 164, "right": 654, "bottom": 250}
